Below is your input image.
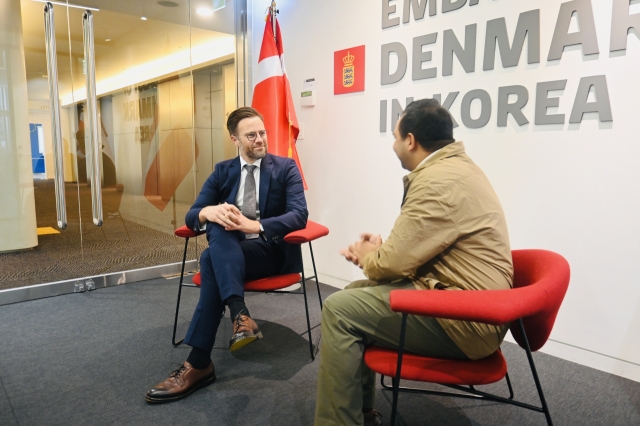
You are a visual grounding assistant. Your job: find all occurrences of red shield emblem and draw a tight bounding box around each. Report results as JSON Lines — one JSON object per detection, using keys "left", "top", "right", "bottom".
{"left": 334, "top": 45, "right": 365, "bottom": 95}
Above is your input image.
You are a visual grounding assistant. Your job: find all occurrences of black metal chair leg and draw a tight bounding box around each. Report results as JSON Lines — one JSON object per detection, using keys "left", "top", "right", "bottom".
{"left": 517, "top": 319, "right": 554, "bottom": 426}
{"left": 390, "top": 313, "right": 408, "bottom": 426}
{"left": 504, "top": 371, "right": 515, "bottom": 399}
{"left": 172, "top": 237, "right": 190, "bottom": 346}
{"left": 309, "top": 242, "right": 323, "bottom": 310}
{"left": 300, "top": 269, "right": 315, "bottom": 360}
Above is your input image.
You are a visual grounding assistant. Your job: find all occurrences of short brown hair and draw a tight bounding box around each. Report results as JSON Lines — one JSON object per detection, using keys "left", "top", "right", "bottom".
{"left": 226, "top": 107, "right": 264, "bottom": 136}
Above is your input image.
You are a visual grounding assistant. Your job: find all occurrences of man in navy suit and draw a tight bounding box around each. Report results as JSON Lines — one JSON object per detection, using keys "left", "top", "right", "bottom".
{"left": 146, "top": 107, "right": 308, "bottom": 403}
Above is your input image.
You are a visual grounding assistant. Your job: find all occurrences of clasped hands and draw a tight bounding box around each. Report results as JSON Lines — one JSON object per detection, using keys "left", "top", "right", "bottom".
{"left": 199, "top": 203, "right": 261, "bottom": 234}
{"left": 339, "top": 233, "right": 383, "bottom": 268}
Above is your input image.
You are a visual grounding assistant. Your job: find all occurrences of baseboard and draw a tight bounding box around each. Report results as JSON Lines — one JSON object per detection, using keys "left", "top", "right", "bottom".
{"left": 503, "top": 334, "right": 640, "bottom": 383}
{"left": 304, "top": 268, "right": 350, "bottom": 289}
{"left": 0, "top": 261, "right": 198, "bottom": 306}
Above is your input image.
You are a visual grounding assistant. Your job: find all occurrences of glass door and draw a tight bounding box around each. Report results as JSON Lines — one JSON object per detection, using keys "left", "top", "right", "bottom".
{"left": 63, "top": 2, "right": 199, "bottom": 277}
{"left": 0, "top": 0, "right": 243, "bottom": 293}
{"left": 0, "top": 0, "right": 85, "bottom": 289}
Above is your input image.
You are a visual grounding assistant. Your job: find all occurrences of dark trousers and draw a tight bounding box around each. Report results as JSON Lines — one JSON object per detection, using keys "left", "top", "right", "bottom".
{"left": 184, "top": 223, "right": 284, "bottom": 353}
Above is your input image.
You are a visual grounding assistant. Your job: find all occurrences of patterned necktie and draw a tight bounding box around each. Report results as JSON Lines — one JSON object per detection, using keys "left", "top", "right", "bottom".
{"left": 242, "top": 164, "right": 259, "bottom": 239}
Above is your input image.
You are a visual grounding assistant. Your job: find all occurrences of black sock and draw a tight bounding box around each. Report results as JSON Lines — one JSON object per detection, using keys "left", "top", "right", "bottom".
{"left": 186, "top": 346, "right": 211, "bottom": 370}
{"left": 225, "top": 295, "right": 249, "bottom": 319}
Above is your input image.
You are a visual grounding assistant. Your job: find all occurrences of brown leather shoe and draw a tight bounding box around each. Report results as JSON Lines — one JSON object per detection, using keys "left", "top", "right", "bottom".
{"left": 145, "top": 361, "right": 216, "bottom": 403}
{"left": 229, "top": 310, "right": 263, "bottom": 351}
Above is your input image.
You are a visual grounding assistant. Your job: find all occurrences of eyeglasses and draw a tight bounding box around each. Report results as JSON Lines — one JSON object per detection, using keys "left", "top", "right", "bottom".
{"left": 237, "top": 130, "right": 268, "bottom": 142}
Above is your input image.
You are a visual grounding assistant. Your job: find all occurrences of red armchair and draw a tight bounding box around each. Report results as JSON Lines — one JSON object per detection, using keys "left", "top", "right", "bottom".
{"left": 172, "top": 220, "right": 329, "bottom": 360}
{"left": 364, "top": 249, "right": 570, "bottom": 426}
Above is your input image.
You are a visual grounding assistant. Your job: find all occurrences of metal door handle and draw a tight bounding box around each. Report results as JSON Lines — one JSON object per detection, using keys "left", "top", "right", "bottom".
{"left": 83, "top": 10, "right": 102, "bottom": 226}
{"left": 43, "top": 2, "right": 67, "bottom": 229}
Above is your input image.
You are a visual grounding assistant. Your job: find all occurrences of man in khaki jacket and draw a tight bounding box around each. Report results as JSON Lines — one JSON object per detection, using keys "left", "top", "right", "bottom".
{"left": 314, "top": 99, "right": 513, "bottom": 426}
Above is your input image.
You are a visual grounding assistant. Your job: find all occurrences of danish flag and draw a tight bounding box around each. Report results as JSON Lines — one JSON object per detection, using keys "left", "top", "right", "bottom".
{"left": 252, "top": 14, "right": 307, "bottom": 189}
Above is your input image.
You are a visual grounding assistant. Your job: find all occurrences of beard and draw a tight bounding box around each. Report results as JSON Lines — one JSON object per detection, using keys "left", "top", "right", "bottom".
{"left": 244, "top": 143, "right": 267, "bottom": 160}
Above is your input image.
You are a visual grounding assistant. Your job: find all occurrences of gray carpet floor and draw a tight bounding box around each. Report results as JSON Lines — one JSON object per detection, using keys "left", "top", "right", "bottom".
{"left": 0, "top": 180, "right": 203, "bottom": 290}
{"left": 0, "top": 278, "right": 638, "bottom": 426}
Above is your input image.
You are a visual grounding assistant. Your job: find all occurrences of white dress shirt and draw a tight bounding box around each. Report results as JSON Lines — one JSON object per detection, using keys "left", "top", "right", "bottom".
{"left": 416, "top": 148, "right": 441, "bottom": 169}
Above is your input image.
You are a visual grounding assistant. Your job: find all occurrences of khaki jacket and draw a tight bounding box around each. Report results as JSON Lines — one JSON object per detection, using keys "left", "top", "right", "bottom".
{"left": 361, "top": 142, "right": 513, "bottom": 360}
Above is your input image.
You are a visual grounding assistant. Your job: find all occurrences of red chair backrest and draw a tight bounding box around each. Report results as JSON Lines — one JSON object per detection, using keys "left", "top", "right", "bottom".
{"left": 509, "top": 249, "right": 570, "bottom": 352}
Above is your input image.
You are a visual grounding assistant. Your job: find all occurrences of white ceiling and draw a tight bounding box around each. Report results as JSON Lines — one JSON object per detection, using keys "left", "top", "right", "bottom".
{"left": 21, "top": 0, "right": 236, "bottom": 102}
{"left": 68, "top": 0, "right": 236, "bottom": 33}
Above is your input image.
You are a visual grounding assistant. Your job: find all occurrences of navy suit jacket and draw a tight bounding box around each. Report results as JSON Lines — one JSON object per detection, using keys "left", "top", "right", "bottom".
{"left": 185, "top": 153, "right": 308, "bottom": 273}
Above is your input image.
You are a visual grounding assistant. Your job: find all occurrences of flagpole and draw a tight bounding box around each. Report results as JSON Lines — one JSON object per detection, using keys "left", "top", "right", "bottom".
{"left": 270, "top": 1, "right": 278, "bottom": 43}
{"left": 267, "top": 2, "right": 290, "bottom": 155}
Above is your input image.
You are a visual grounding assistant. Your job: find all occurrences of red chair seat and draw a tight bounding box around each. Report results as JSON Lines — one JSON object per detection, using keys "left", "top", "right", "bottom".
{"left": 284, "top": 220, "right": 329, "bottom": 244}
{"left": 364, "top": 347, "right": 507, "bottom": 386}
{"left": 244, "top": 273, "right": 302, "bottom": 291}
{"left": 191, "top": 271, "right": 302, "bottom": 292}
{"left": 174, "top": 225, "right": 204, "bottom": 239}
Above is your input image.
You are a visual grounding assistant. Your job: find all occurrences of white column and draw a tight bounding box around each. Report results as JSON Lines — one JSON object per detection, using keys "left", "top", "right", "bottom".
{"left": 0, "top": 0, "right": 38, "bottom": 251}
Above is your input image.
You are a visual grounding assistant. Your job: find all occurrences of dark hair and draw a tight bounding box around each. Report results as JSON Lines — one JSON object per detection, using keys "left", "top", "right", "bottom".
{"left": 399, "top": 99, "right": 454, "bottom": 152}
{"left": 227, "top": 107, "right": 264, "bottom": 135}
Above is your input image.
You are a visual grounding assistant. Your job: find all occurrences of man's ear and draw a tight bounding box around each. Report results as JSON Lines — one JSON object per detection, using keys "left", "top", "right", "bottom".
{"left": 406, "top": 133, "right": 418, "bottom": 151}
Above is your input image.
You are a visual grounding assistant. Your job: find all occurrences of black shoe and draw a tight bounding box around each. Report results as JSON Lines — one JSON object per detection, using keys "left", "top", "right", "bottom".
{"left": 145, "top": 361, "right": 216, "bottom": 403}
{"left": 229, "top": 310, "right": 263, "bottom": 351}
{"left": 364, "top": 409, "right": 382, "bottom": 426}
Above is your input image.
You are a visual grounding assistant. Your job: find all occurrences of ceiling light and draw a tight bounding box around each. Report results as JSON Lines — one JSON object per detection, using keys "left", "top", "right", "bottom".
{"left": 32, "top": 0, "right": 99, "bottom": 11}
{"left": 60, "top": 35, "right": 235, "bottom": 106}
{"left": 212, "top": 0, "right": 226, "bottom": 12}
{"left": 141, "top": 16, "right": 148, "bottom": 20}
{"left": 197, "top": 7, "right": 213, "bottom": 16}
{"left": 157, "top": 1, "right": 180, "bottom": 7}
{"left": 105, "top": 38, "right": 111, "bottom": 42}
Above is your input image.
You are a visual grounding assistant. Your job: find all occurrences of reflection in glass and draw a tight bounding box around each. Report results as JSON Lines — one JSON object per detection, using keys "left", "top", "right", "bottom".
{"left": 0, "top": 0, "right": 241, "bottom": 289}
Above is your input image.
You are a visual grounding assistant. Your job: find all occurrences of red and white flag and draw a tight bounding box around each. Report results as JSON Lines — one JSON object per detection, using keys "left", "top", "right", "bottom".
{"left": 252, "top": 14, "right": 307, "bottom": 189}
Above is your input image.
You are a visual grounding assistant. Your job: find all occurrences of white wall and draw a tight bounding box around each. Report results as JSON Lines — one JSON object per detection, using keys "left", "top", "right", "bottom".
{"left": 0, "top": 0, "right": 37, "bottom": 252}
{"left": 252, "top": 0, "right": 640, "bottom": 381}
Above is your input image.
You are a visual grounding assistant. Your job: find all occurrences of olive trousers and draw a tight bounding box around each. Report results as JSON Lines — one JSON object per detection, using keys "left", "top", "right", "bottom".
{"left": 314, "top": 279, "right": 467, "bottom": 426}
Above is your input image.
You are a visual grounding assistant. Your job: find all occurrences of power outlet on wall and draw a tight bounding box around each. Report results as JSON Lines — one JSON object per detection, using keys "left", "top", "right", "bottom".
{"left": 298, "top": 122, "right": 305, "bottom": 140}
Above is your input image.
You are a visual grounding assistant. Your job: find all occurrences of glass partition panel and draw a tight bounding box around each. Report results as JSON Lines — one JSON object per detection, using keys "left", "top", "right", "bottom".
{"left": 190, "top": 0, "right": 239, "bottom": 258}
{"left": 0, "top": 0, "right": 84, "bottom": 289}
{"left": 69, "top": 0, "right": 240, "bottom": 275}
{"left": 1, "top": 0, "right": 243, "bottom": 290}
{"left": 63, "top": 2, "right": 201, "bottom": 273}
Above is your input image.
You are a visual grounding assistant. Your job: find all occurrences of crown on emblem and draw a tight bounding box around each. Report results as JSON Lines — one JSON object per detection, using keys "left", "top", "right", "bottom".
{"left": 343, "top": 51, "right": 355, "bottom": 66}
